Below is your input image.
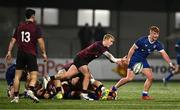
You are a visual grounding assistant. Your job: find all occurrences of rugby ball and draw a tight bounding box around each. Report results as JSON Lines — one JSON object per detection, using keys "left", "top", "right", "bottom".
{"left": 133, "top": 62, "right": 143, "bottom": 74}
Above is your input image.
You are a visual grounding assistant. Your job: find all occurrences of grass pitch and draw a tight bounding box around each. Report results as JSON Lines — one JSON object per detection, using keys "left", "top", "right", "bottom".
{"left": 0, "top": 80, "right": 180, "bottom": 110}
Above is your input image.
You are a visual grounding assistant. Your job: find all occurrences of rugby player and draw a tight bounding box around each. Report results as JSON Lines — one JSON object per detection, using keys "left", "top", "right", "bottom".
{"left": 44, "top": 34, "right": 123, "bottom": 100}
{"left": 109, "top": 26, "right": 175, "bottom": 100}
{"left": 5, "top": 9, "right": 48, "bottom": 103}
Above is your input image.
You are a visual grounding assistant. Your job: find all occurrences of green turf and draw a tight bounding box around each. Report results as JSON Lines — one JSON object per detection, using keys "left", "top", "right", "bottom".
{"left": 0, "top": 80, "right": 180, "bottom": 110}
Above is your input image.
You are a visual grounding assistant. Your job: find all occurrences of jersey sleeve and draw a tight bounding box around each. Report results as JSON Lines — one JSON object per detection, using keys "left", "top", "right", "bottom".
{"left": 156, "top": 42, "right": 164, "bottom": 52}
{"left": 134, "top": 37, "right": 143, "bottom": 48}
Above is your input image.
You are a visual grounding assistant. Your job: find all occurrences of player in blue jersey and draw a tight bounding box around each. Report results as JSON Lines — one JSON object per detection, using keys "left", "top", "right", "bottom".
{"left": 109, "top": 26, "right": 175, "bottom": 100}
{"left": 6, "top": 63, "right": 16, "bottom": 98}
{"left": 163, "top": 39, "right": 180, "bottom": 86}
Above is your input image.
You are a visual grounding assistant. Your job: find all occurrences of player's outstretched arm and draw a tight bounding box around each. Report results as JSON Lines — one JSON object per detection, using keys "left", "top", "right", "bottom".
{"left": 5, "top": 38, "right": 16, "bottom": 64}
{"left": 103, "top": 51, "right": 122, "bottom": 64}
{"left": 37, "top": 38, "right": 48, "bottom": 62}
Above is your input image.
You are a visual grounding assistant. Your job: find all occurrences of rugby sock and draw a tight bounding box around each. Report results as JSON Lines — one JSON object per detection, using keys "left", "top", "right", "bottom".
{"left": 14, "top": 91, "right": 19, "bottom": 97}
{"left": 111, "top": 86, "right": 117, "bottom": 92}
{"left": 108, "top": 86, "right": 117, "bottom": 97}
{"left": 29, "top": 86, "right": 35, "bottom": 92}
{"left": 96, "top": 85, "right": 103, "bottom": 92}
{"left": 142, "top": 91, "right": 148, "bottom": 96}
{"left": 82, "top": 89, "right": 88, "bottom": 93}
{"left": 165, "top": 73, "right": 174, "bottom": 81}
{"left": 50, "top": 76, "right": 55, "bottom": 80}
{"left": 95, "top": 85, "right": 104, "bottom": 96}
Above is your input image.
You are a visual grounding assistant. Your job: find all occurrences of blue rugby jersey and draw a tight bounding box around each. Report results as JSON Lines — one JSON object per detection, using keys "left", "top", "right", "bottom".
{"left": 133, "top": 36, "right": 164, "bottom": 60}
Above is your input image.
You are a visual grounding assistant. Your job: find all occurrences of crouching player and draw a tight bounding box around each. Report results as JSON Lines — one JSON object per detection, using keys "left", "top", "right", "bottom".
{"left": 44, "top": 34, "right": 123, "bottom": 100}
{"left": 45, "top": 62, "right": 108, "bottom": 100}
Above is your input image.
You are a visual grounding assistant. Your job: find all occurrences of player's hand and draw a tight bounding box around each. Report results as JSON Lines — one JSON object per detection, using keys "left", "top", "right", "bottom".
{"left": 5, "top": 51, "right": 12, "bottom": 64}
{"left": 122, "top": 55, "right": 128, "bottom": 65}
{"left": 169, "top": 63, "right": 176, "bottom": 73}
{"left": 116, "top": 58, "right": 123, "bottom": 65}
{"left": 42, "top": 53, "right": 48, "bottom": 62}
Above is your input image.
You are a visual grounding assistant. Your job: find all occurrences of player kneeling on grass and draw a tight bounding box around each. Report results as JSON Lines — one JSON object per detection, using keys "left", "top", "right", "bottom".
{"left": 108, "top": 26, "right": 175, "bottom": 100}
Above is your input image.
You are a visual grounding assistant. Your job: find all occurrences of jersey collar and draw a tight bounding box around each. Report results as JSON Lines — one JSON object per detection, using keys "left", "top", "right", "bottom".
{"left": 148, "top": 35, "right": 155, "bottom": 44}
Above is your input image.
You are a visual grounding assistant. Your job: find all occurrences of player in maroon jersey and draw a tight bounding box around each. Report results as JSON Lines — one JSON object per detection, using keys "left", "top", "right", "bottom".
{"left": 5, "top": 9, "right": 48, "bottom": 103}
{"left": 44, "top": 34, "right": 123, "bottom": 100}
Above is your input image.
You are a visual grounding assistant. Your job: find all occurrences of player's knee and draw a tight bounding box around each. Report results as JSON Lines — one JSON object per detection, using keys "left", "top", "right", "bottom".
{"left": 147, "top": 76, "right": 153, "bottom": 81}
{"left": 126, "top": 76, "right": 134, "bottom": 81}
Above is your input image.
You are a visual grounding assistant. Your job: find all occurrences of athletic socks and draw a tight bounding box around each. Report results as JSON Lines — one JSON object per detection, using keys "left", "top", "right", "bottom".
{"left": 165, "top": 73, "right": 174, "bottom": 81}
{"left": 82, "top": 89, "right": 88, "bottom": 93}
{"left": 14, "top": 91, "right": 19, "bottom": 97}
{"left": 29, "top": 86, "right": 35, "bottom": 93}
{"left": 142, "top": 91, "right": 148, "bottom": 96}
{"left": 111, "top": 86, "right": 117, "bottom": 92}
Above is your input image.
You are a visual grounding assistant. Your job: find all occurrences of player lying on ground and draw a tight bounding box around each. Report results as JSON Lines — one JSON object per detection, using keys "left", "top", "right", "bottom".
{"left": 61, "top": 73, "right": 107, "bottom": 100}
{"left": 44, "top": 34, "right": 123, "bottom": 100}
{"left": 35, "top": 79, "right": 64, "bottom": 99}
{"left": 5, "top": 62, "right": 64, "bottom": 100}
{"left": 44, "top": 61, "right": 108, "bottom": 100}
{"left": 108, "top": 26, "right": 175, "bottom": 100}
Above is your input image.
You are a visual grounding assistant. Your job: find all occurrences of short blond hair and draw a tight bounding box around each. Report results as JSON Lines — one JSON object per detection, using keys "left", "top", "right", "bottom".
{"left": 149, "top": 26, "right": 160, "bottom": 33}
{"left": 103, "top": 34, "right": 115, "bottom": 41}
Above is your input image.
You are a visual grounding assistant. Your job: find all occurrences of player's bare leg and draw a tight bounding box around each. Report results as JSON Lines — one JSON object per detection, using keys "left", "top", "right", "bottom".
{"left": 108, "top": 69, "right": 135, "bottom": 100}
{"left": 78, "top": 65, "right": 93, "bottom": 100}
{"left": 79, "top": 65, "right": 90, "bottom": 91}
{"left": 55, "top": 65, "right": 79, "bottom": 80}
{"left": 114, "top": 69, "right": 135, "bottom": 88}
{"left": 141, "top": 68, "right": 154, "bottom": 100}
{"left": 27, "top": 71, "right": 39, "bottom": 103}
{"left": 11, "top": 70, "right": 23, "bottom": 103}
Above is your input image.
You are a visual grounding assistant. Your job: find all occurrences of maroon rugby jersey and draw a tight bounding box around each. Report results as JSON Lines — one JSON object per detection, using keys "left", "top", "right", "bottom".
{"left": 13, "top": 21, "right": 42, "bottom": 55}
{"left": 77, "top": 41, "right": 108, "bottom": 63}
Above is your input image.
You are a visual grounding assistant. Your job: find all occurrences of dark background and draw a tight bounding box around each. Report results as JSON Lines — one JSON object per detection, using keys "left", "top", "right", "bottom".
{"left": 1, "top": 0, "right": 180, "bottom": 58}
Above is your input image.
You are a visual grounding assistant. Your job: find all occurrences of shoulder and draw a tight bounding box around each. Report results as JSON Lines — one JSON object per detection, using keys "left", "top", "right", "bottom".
{"left": 135, "top": 36, "right": 147, "bottom": 43}
{"left": 139, "top": 36, "right": 147, "bottom": 41}
{"left": 91, "top": 41, "right": 101, "bottom": 46}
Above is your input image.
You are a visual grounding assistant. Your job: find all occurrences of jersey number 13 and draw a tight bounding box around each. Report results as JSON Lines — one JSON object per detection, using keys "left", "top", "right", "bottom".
{"left": 21, "top": 31, "right": 30, "bottom": 43}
